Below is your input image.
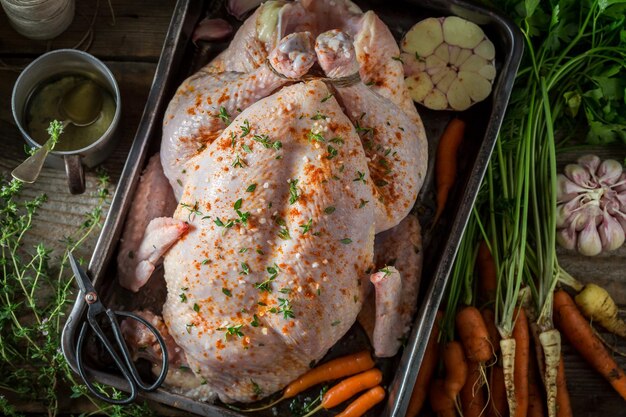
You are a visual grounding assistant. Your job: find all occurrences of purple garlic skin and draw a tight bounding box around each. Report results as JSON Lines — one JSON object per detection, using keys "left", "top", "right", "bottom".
{"left": 556, "top": 155, "right": 626, "bottom": 256}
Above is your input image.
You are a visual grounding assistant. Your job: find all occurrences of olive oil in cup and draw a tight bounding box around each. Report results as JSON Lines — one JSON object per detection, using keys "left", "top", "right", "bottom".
{"left": 11, "top": 49, "right": 121, "bottom": 194}
{"left": 25, "top": 74, "right": 116, "bottom": 151}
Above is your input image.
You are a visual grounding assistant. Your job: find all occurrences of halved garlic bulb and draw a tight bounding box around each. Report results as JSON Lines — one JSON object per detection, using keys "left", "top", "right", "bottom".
{"left": 401, "top": 16, "right": 497, "bottom": 111}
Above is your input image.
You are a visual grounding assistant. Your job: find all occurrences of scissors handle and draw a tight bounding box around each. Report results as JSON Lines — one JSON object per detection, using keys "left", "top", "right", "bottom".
{"left": 75, "top": 309, "right": 169, "bottom": 405}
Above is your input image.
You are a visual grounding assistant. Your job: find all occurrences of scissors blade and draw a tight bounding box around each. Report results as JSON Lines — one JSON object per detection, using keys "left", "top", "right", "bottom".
{"left": 69, "top": 252, "right": 96, "bottom": 295}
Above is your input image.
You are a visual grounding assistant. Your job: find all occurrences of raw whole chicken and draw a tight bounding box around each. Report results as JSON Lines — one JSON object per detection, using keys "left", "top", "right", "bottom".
{"left": 118, "top": 0, "right": 427, "bottom": 405}
{"left": 163, "top": 78, "right": 375, "bottom": 402}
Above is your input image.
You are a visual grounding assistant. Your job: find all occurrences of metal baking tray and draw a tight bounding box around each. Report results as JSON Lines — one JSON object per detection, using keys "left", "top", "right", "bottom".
{"left": 62, "top": 0, "right": 523, "bottom": 416}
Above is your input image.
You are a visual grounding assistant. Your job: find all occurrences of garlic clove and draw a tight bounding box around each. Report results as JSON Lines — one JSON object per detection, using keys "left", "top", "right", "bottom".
{"left": 443, "top": 16, "right": 485, "bottom": 49}
{"left": 577, "top": 218, "right": 603, "bottom": 256}
{"left": 556, "top": 203, "right": 573, "bottom": 228}
{"left": 436, "top": 69, "right": 457, "bottom": 94}
{"left": 613, "top": 210, "right": 626, "bottom": 234}
{"left": 192, "top": 18, "right": 234, "bottom": 43}
{"left": 423, "top": 88, "right": 449, "bottom": 110}
{"left": 401, "top": 17, "right": 444, "bottom": 58}
{"left": 564, "top": 163, "right": 592, "bottom": 188}
{"left": 458, "top": 70, "right": 492, "bottom": 102}
{"left": 405, "top": 73, "right": 433, "bottom": 102}
{"left": 557, "top": 174, "right": 587, "bottom": 202}
{"left": 603, "top": 188, "right": 622, "bottom": 212}
{"left": 557, "top": 196, "right": 587, "bottom": 228}
{"left": 475, "top": 39, "right": 496, "bottom": 61}
{"left": 587, "top": 203, "right": 603, "bottom": 225}
{"left": 577, "top": 154, "right": 601, "bottom": 177}
{"left": 616, "top": 191, "right": 626, "bottom": 211}
{"left": 569, "top": 211, "right": 588, "bottom": 232}
{"left": 614, "top": 173, "right": 626, "bottom": 193}
{"left": 597, "top": 159, "right": 623, "bottom": 186}
{"left": 570, "top": 204, "right": 601, "bottom": 231}
{"left": 599, "top": 210, "right": 626, "bottom": 251}
{"left": 557, "top": 227, "right": 577, "bottom": 251}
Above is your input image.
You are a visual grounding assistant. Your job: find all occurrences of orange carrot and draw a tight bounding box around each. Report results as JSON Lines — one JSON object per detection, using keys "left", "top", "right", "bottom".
{"left": 488, "top": 363, "right": 509, "bottom": 417}
{"left": 482, "top": 308, "right": 501, "bottom": 355}
{"left": 321, "top": 368, "right": 383, "bottom": 409}
{"left": 456, "top": 306, "right": 493, "bottom": 363}
{"left": 528, "top": 374, "right": 544, "bottom": 417}
{"left": 556, "top": 357, "right": 572, "bottom": 417}
{"left": 528, "top": 320, "right": 546, "bottom": 382}
{"left": 513, "top": 308, "right": 529, "bottom": 417}
{"left": 335, "top": 386, "right": 385, "bottom": 417}
{"left": 242, "top": 351, "right": 376, "bottom": 412}
{"left": 435, "top": 117, "right": 466, "bottom": 221}
{"left": 554, "top": 289, "right": 626, "bottom": 401}
{"left": 429, "top": 379, "right": 457, "bottom": 417}
{"left": 460, "top": 360, "right": 486, "bottom": 417}
{"left": 443, "top": 341, "right": 468, "bottom": 399}
{"left": 406, "top": 311, "right": 443, "bottom": 417}
{"left": 477, "top": 240, "right": 497, "bottom": 302}
{"left": 483, "top": 308, "right": 508, "bottom": 417}
{"left": 527, "top": 336, "right": 545, "bottom": 417}
{"left": 284, "top": 351, "right": 375, "bottom": 399}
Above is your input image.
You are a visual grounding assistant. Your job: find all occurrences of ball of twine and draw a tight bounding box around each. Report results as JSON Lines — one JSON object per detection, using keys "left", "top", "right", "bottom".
{"left": 1, "top": 0, "right": 75, "bottom": 40}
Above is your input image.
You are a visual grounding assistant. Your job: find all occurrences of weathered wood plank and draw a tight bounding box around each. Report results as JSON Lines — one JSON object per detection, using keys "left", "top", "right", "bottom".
{"left": 0, "top": 0, "right": 176, "bottom": 60}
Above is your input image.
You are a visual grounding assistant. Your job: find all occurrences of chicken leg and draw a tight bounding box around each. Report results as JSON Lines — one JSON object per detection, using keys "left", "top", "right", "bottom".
{"left": 315, "top": 29, "right": 428, "bottom": 232}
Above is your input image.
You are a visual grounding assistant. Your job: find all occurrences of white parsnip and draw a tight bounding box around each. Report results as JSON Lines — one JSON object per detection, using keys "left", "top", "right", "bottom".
{"left": 575, "top": 284, "right": 626, "bottom": 338}
{"left": 540, "top": 329, "right": 561, "bottom": 417}
{"left": 500, "top": 337, "right": 516, "bottom": 417}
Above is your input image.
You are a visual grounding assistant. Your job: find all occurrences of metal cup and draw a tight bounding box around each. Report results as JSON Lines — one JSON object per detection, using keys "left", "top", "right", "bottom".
{"left": 11, "top": 49, "right": 121, "bottom": 194}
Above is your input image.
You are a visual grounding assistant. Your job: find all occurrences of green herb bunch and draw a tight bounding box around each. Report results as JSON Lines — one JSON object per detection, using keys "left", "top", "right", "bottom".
{"left": 494, "top": 0, "right": 626, "bottom": 145}
{"left": 0, "top": 164, "right": 151, "bottom": 414}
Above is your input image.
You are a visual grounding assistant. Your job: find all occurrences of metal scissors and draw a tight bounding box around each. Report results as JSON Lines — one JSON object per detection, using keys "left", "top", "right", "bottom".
{"left": 70, "top": 252, "right": 169, "bottom": 404}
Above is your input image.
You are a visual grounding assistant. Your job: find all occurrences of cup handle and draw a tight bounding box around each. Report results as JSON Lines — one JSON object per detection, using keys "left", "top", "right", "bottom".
{"left": 64, "top": 155, "right": 85, "bottom": 194}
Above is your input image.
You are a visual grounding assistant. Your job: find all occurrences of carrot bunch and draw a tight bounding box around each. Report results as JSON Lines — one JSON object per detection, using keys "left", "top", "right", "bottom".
{"left": 405, "top": 307, "right": 493, "bottom": 417}
{"left": 301, "top": 368, "right": 384, "bottom": 417}
{"left": 241, "top": 350, "right": 385, "bottom": 417}
{"left": 408, "top": 237, "right": 626, "bottom": 417}
{"left": 403, "top": 238, "right": 576, "bottom": 417}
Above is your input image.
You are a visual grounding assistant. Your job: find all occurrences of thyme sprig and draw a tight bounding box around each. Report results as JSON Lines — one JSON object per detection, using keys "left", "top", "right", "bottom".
{"left": 0, "top": 160, "right": 151, "bottom": 416}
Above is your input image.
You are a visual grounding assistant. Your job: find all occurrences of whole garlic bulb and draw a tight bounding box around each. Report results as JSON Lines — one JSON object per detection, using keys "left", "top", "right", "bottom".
{"left": 556, "top": 155, "right": 626, "bottom": 256}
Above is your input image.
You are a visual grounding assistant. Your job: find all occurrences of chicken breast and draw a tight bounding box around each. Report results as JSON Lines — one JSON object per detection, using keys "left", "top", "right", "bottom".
{"left": 162, "top": 31, "right": 317, "bottom": 198}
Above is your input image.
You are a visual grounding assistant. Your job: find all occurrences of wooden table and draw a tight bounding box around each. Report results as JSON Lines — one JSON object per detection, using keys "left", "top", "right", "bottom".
{"left": 1, "top": 1, "right": 625, "bottom": 416}
{"left": 0, "top": 0, "right": 180, "bottom": 414}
